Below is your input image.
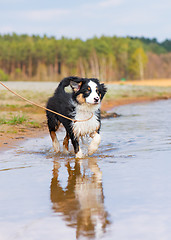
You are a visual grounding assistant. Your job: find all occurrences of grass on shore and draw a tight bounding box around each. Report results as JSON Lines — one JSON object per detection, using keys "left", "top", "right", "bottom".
{"left": 0, "top": 114, "right": 27, "bottom": 125}
{"left": 0, "top": 113, "right": 41, "bottom": 130}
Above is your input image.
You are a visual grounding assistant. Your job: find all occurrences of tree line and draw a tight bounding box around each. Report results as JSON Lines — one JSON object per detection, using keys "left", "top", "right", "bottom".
{"left": 0, "top": 33, "right": 171, "bottom": 82}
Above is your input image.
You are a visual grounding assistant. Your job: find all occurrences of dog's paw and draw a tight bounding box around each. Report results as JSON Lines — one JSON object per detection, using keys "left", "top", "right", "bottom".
{"left": 63, "top": 145, "right": 69, "bottom": 154}
{"left": 88, "top": 147, "right": 97, "bottom": 156}
{"left": 53, "top": 139, "right": 60, "bottom": 153}
{"left": 76, "top": 149, "right": 84, "bottom": 158}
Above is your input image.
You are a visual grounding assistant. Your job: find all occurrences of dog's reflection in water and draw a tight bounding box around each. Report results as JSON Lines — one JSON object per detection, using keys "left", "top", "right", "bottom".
{"left": 50, "top": 157, "right": 110, "bottom": 239}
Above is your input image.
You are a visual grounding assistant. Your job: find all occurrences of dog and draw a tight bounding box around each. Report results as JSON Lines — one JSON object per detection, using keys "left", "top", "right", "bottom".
{"left": 46, "top": 76, "right": 107, "bottom": 158}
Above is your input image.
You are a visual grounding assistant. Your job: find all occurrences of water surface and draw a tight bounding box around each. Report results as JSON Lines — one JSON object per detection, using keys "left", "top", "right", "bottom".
{"left": 0, "top": 99, "right": 171, "bottom": 240}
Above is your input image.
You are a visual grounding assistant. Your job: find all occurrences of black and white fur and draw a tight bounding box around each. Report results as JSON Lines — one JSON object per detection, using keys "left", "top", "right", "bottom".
{"left": 46, "top": 76, "right": 107, "bottom": 158}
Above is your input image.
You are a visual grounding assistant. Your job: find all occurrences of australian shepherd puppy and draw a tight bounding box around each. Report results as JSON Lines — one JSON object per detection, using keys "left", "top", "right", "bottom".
{"left": 46, "top": 76, "right": 107, "bottom": 158}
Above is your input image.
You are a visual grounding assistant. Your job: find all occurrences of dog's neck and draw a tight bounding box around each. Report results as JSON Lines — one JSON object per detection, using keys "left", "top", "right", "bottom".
{"left": 75, "top": 102, "right": 100, "bottom": 113}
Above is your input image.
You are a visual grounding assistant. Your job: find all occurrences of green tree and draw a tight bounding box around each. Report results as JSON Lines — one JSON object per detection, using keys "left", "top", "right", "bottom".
{"left": 129, "top": 47, "right": 148, "bottom": 80}
{"left": 0, "top": 69, "right": 8, "bottom": 81}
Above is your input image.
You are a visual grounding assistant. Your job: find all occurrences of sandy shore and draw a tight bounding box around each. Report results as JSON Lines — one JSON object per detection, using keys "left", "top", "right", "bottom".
{"left": 0, "top": 79, "right": 171, "bottom": 150}
{"left": 1, "top": 96, "right": 169, "bottom": 151}
{"left": 107, "top": 79, "right": 171, "bottom": 87}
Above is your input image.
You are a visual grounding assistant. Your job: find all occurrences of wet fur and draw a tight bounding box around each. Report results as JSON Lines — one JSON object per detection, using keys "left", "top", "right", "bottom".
{"left": 46, "top": 76, "right": 107, "bottom": 158}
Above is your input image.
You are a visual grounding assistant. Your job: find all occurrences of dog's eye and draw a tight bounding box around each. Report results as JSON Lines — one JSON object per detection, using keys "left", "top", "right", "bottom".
{"left": 85, "top": 87, "right": 91, "bottom": 94}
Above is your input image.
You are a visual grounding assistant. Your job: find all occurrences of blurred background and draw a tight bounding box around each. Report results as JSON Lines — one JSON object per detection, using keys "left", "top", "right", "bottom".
{"left": 0, "top": 0, "right": 171, "bottom": 82}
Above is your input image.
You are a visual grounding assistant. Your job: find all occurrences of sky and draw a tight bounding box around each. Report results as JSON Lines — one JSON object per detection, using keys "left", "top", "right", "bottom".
{"left": 0, "top": 0, "right": 171, "bottom": 42}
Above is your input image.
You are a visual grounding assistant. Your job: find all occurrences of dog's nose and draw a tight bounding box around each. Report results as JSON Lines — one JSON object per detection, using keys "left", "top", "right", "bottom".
{"left": 94, "top": 97, "right": 99, "bottom": 103}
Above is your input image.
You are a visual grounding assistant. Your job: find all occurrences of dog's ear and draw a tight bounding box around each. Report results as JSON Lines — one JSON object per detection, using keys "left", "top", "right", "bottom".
{"left": 100, "top": 83, "right": 107, "bottom": 100}
{"left": 70, "top": 81, "right": 82, "bottom": 93}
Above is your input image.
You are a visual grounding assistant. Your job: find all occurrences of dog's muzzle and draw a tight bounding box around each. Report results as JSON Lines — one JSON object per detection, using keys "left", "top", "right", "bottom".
{"left": 94, "top": 97, "right": 100, "bottom": 104}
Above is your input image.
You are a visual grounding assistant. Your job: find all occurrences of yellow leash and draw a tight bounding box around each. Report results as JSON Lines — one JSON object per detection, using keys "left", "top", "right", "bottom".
{"left": 0, "top": 81, "right": 93, "bottom": 123}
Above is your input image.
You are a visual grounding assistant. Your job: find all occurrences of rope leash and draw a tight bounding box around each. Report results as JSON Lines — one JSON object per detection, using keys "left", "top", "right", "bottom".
{"left": 0, "top": 81, "right": 93, "bottom": 123}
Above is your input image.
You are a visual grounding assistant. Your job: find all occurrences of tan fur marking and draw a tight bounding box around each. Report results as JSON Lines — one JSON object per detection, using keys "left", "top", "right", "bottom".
{"left": 63, "top": 133, "right": 69, "bottom": 151}
{"left": 50, "top": 131, "right": 57, "bottom": 142}
{"left": 50, "top": 131, "right": 60, "bottom": 152}
{"left": 55, "top": 120, "right": 60, "bottom": 131}
{"left": 90, "top": 131, "right": 95, "bottom": 138}
{"left": 76, "top": 94, "right": 86, "bottom": 104}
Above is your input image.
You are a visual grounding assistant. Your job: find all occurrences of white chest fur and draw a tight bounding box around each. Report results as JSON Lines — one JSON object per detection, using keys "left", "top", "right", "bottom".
{"left": 72, "top": 104, "right": 100, "bottom": 138}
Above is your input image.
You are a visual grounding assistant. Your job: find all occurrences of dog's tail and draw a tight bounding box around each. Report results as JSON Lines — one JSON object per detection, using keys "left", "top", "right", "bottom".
{"left": 55, "top": 76, "right": 82, "bottom": 94}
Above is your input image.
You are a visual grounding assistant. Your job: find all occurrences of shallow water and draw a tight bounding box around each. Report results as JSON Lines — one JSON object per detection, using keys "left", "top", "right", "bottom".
{"left": 0, "top": 99, "right": 171, "bottom": 240}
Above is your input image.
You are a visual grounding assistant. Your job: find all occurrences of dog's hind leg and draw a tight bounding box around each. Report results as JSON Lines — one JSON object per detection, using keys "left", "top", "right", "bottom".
{"left": 47, "top": 112, "right": 60, "bottom": 153}
{"left": 50, "top": 130, "right": 60, "bottom": 153}
{"left": 48, "top": 119, "right": 60, "bottom": 153}
{"left": 63, "top": 132, "right": 70, "bottom": 154}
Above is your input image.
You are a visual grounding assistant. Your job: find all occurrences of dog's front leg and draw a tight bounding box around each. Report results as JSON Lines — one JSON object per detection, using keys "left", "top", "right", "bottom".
{"left": 88, "top": 132, "right": 101, "bottom": 156}
{"left": 76, "top": 147, "right": 83, "bottom": 158}
{"left": 70, "top": 134, "right": 83, "bottom": 158}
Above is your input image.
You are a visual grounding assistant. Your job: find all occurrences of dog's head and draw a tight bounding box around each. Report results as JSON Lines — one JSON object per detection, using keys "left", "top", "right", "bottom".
{"left": 70, "top": 78, "right": 107, "bottom": 105}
